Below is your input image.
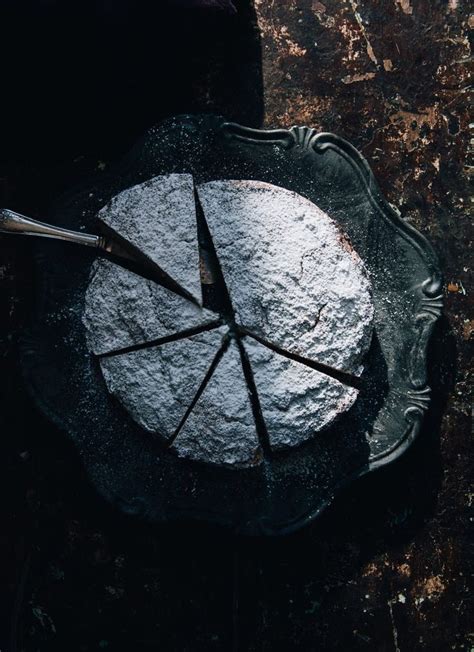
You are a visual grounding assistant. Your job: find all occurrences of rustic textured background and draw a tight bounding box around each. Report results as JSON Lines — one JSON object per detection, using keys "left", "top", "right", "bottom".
{"left": 0, "top": 1, "right": 471, "bottom": 650}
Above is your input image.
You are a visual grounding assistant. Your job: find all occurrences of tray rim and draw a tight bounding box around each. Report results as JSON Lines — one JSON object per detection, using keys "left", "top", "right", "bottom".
{"left": 18, "top": 115, "right": 443, "bottom": 535}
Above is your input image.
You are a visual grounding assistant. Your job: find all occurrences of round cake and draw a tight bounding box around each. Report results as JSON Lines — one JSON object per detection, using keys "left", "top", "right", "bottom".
{"left": 83, "top": 175, "right": 374, "bottom": 468}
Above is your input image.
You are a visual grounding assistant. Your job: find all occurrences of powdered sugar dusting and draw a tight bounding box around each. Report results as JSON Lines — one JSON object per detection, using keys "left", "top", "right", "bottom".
{"left": 244, "top": 336, "right": 358, "bottom": 450}
{"left": 83, "top": 177, "right": 374, "bottom": 468}
{"left": 197, "top": 180, "right": 373, "bottom": 373}
{"left": 83, "top": 259, "right": 216, "bottom": 356}
{"left": 172, "top": 339, "right": 262, "bottom": 467}
{"left": 98, "top": 174, "right": 202, "bottom": 302}
{"left": 100, "top": 326, "right": 228, "bottom": 440}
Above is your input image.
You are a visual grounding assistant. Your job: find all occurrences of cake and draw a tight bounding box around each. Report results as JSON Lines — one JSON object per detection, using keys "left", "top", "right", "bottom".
{"left": 83, "top": 174, "right": 374, "bottom": 467}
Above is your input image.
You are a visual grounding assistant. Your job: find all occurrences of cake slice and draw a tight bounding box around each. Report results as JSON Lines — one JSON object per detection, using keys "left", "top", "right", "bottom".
{"left": 197, "top": 179, "right": 373, "bottom": 374}
{"left": 98, "top": 173, "right": 202, "bottom": 303}
{"left": 244, "top": 337, "right": 358, "bottom": 450}
{"left": 172, "top": 339, "right": 262, "bottom": 467}
{"left": 83, "top": 259, "right": 218, "bottom": 356}
{"left": 99, "top": 326, "right": 228, "bottom": 440}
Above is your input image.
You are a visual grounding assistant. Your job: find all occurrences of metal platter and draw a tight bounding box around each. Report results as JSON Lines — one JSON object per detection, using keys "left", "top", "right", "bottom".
{"left": 20, "top": 114, "right": 442, "bottom": 535}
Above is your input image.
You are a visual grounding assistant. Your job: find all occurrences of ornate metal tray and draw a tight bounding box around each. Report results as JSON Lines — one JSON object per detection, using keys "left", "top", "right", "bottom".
{"left": 20, "top": 114, "right": 442, "bottom": 534}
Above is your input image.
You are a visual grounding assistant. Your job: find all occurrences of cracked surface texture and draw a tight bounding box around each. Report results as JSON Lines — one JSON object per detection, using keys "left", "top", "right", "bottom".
{"left": 172, "top": 340, "right": 262, "bottom": 467}
{"left": 197, "top": 179, "right": 374, "bottom": 373}
{"left": 244, "top": 337, "right": 358, "bottom": 450}
{"left": 99, "top": 327, "right": 227, "bottom": 440}
{"left": 98, "top": 173, "right": 202, "bottom": 302}
{"left": 83, "top": 259, "right": 217, "bottom": 356}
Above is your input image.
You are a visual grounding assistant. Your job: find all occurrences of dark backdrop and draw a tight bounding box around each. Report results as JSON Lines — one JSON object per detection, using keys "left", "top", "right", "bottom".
{"left": 0, "top": 1, "right": 471, "bottom": 650}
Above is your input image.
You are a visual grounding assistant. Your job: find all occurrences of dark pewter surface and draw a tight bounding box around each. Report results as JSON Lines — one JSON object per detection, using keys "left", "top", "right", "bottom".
{"left": 0, "top": 1, "right": 471, "bottom": 650}
{"left": 16, "top": 113, "right": 439, "bottom": 533}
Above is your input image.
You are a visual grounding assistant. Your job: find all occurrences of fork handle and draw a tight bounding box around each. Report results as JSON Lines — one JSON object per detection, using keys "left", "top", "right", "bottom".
{"left": 0, "top": 208, "right": 103, "bottom": 248}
